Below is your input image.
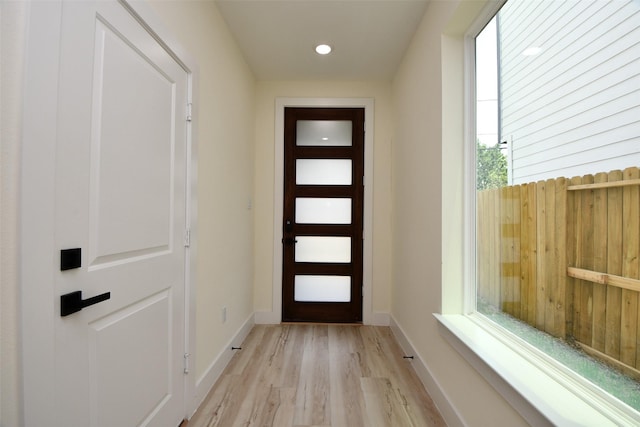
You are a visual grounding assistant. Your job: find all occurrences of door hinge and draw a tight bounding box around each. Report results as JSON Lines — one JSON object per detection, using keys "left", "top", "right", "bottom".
{"left": 186, "top": 103, "right": 193, "bottom": 122}
{"left": 183, "top": 353, "right": 191, "bottom": 374}
{"left": 184, "top": 229, "right": 191, "bottom": 247}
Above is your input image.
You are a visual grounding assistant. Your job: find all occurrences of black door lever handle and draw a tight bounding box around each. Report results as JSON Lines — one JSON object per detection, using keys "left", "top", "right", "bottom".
{"left": 61, "top": 290, "right": 111, "bottom": 317}
{"left": 281, "top": 237, "right": 298, "bottom": 245}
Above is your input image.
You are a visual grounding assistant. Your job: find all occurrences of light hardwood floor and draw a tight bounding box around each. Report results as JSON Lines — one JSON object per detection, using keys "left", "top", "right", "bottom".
{"left": 188, "top": 324, "right": 446, "bottom": 427}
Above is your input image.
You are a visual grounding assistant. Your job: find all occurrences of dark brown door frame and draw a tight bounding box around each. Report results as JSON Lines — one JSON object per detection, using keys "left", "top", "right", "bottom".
{"left": 282, "top": 107, "right": 365, "bottom": 323}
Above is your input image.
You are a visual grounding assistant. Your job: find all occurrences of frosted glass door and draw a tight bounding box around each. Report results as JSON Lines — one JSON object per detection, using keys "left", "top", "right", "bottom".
{"left": 295, "top": 198, "right": 351, "bottom": 224}
{"left": 296, "top": 120, "right": 352, "bottom": 146}
{"left": 294, "top": 276, "right": 351, "bottom": 302}
{"left": 296, "top": 159, "right": 352, "bottom": 185}
{"left": 282, "top": 107, "right": 365, "bottom": 322}
{"left": 295, "top": 236, "right": 351, "bottom": 263}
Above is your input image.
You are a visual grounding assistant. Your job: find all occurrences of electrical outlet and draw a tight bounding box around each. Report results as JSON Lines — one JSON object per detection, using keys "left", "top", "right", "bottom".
{"left": 222, "top": 307, "right": 227, "bottom": 323}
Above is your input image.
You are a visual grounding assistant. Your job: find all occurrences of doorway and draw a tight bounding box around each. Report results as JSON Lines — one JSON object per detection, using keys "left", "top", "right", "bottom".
{"left": 282, "top": 107, "right": 364, "bottom": 322}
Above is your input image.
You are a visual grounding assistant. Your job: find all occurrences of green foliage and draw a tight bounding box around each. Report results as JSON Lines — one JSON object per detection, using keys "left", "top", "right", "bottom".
{"left": 476, "top": 140, "right": 507, "bottom": 190}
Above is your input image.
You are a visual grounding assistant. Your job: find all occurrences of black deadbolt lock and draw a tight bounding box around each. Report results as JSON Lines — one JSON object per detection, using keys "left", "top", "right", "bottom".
{"left": 60, "top": 248, "right": 81, "bottom": 271}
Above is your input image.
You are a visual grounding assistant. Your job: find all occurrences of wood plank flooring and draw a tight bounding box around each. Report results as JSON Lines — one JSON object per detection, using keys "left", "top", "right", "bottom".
{"left": 188, "top": 324, "right": 446, "bottom": 427}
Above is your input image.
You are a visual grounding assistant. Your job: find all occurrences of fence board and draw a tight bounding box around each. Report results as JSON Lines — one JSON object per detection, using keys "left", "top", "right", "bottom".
{"left": 536, "top": 180, "right": 547, "bottom": 331}
{"left": 478, "top": 191, "right": 488, "bottom": 304}
{"left": 481, "top": 189, "right": 494, "bottom": 306}
{"left": 527, "top": 183, "right": 538, "bottom": 326}
{"left": 566, "top": 179, "right": 576, "bottom": 337}
{"left": 606, "top": 170, "right": 623, "bottom": 360}
{"left": 522, "top": 183, "right": 537, "bottom": 325}
{"left": 520, "top": 183, "right": 530, "bottom": 323}
{"left": 545, "top": 178, "right": 558, "bottom": 336}
{"left": 567, "top": 268, "right": 640, "bottom": 292}
{"left": 573, "top": 175, "right": 583, "bottom": 342}
{"left": 477, "top": 191, "right": 488, "bottom": 303}
{"left": 555, "top": 178, "right": 567, "bottom": 338}
{"left": 568, "top": 178, "right": 640, "bottom": 191}
{"left": 580, "top": 175, "right": 595, "bottom": 345}
{"left": 501, "top": 186, "right": 511, "bottom": 314}
{"left": 500, "top": 185, "right": 520, "bottom": 316}
{"left": 621, "top": 167, "right": 639, "bottom": 368}
{"left": 592, "top": 172, "right": 609, "bottom": 353}
{"left": 513, "top": 185, "right": 522, "bottom": 320}
{"left": 482, "top": 189, "right": 492, "bottom": 305}
{"left": 492, "top": 188, "right": 501, "bottom": 307}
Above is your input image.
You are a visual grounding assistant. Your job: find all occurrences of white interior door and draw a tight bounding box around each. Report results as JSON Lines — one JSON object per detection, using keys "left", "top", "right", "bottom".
{"left": 52, "top": 1, "right": 189, "bottom": 425}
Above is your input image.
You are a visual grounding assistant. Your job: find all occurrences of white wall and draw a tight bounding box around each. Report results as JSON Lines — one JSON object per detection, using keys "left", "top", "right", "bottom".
{"left": 147, "top": 1, "right": 256, "bottom": 382}
{"left": 1, "top": 2, "right": 27, "bottom": 425}
{"left": 500, "top": 0, "right": 640, "bottom": 184}
{"left": 391, "top": 1, "right": 528, "bottom": 425}
{"left": 253, "top": 81, "right": 393, "bottom": 320}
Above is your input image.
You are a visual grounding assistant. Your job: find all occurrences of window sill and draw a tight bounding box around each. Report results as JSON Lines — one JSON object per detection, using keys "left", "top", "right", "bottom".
{"left": 435, "top": 313, "right": 639, "bottom": 426}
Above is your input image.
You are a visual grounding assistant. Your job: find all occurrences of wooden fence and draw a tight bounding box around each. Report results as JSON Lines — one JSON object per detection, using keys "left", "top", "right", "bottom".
{"left": 477, "top": 166, "right": 640, "bottom": 375}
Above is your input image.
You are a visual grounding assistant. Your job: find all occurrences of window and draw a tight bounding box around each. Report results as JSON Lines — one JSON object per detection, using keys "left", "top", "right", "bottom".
{"left": 474, "top": 0, "right": 640, "bottom": 418}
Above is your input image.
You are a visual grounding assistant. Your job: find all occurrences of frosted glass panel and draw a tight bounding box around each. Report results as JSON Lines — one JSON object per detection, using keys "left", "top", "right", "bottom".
{"left": 296, "top": 198, "right": 351, "bottom": 224}
{"left": 295, "top": 236, "right": 351, "bottom": 263}
{"left": 297, "top": 120, "right": 352, "bottom": 146}
{"left": 294, "top": 275, "right": 351, "bottom": 302}
{"left": 296, "top": 159, "right": 352, "bottom": 185}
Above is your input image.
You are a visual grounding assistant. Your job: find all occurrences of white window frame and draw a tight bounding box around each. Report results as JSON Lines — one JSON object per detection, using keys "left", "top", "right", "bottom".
{"left": 436, "top": 1, "right": 640, "bottom": 425}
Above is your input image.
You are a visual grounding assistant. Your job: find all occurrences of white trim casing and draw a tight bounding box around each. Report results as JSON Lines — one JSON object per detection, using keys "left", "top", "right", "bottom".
{"left": 266, "top": 97, "right": 375, "bottom": 325}
{"left": 463, "top": 28, "right": 478, "bottom": 315}
{"left": 20, "top": 3, "right": 62, "bottom": 423}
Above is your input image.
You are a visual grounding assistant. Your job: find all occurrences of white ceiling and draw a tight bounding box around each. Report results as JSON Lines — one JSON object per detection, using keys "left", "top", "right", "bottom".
{"left": 215, "top": 0, "right": 430, "bottom": 81}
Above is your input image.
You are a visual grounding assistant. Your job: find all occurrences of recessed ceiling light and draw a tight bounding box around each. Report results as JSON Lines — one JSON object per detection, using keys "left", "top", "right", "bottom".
{"left": 321, "top": 137, "right": 329, "bottom": 141}
{"left": 315, "top": 44, "right": 332, "bottom": 55}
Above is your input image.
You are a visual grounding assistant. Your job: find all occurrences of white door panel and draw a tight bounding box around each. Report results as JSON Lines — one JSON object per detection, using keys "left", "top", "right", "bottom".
{"left": 52, "top": 1, "right": 188, "bottom": 426}
{"left": 90, "top": 16, "right": 176, "bottom": 264}
{"left": 89, "top": 290, "right": 172, "bottom": 426}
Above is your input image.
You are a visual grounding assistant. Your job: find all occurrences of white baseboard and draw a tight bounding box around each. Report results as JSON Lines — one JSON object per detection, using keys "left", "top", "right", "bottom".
{"left": 190, "top": 313, "right": 255, "bottom": 418}
{"left": 389, "top": 316, "right": 465, "bottom": 427}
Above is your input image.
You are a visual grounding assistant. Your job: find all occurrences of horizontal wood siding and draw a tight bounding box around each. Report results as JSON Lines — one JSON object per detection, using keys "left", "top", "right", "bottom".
{"left": 498, "top": 0, "right": 640, "bottom": 184}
